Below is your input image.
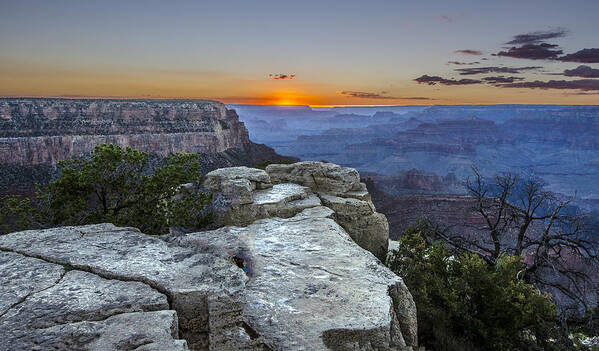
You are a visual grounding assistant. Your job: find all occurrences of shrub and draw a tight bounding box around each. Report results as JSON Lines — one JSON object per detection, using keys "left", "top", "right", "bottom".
{"left": 387, "top": 221, "right": 563, "bottom": 351}
{"left": 1, "top": 144, "right": 212, "bottom": 235}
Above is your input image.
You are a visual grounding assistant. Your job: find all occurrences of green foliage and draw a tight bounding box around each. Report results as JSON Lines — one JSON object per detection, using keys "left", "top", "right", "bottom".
{"left": 0, "top": 195, "right": 39, "bottom": 233}
{"left": 387, "top": 220, "right": 562, "bottom": 351}
{"left": 1, "top": 144, "right": 212, "bottom": 235}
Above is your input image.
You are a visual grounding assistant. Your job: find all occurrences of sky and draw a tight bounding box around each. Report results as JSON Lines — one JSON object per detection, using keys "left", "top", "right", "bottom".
{"left": 1, "top": 0, "right": 598, "bottom": 106}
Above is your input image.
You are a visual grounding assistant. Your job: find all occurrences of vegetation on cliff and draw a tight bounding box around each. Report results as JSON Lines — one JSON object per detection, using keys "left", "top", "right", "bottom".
{"left": 425, "top": 169, "right": 599, "bottom": 319}
{"left": 388, "top": 221, "right": 565, "bottom": 351}
{"left": 1, "top": 144, "right": 212, "bottom": 235}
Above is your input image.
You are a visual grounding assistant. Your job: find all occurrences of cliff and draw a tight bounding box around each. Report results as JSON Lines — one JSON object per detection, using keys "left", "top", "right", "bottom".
{"left": 0, "top": 162, "right": 418, "bottom": 350}
{"left": 0, "top": 98, "right": 297, "bottom": 196}
{"left": 0, "top": 98, "right": 250, "bottom": 166}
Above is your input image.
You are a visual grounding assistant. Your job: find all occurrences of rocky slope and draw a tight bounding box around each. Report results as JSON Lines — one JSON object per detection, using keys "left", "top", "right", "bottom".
{"left": 0, "top": 162, "right": 418, "bottom": 351}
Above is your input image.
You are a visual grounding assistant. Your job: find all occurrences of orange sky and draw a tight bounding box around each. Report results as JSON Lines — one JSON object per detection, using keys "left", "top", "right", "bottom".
{"left": 1, "top": 1, "right": 598, "bottom": 106}
{"left": 1, "top": 59, "right": 597, "bottom": 106}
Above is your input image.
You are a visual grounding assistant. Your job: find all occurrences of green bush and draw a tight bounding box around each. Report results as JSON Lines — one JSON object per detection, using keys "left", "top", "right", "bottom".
{"left": 1, "top": 144, "right": 212, "bottom": 235}
{"left": 387, "top": 221, "right": 563, "bottom": 351}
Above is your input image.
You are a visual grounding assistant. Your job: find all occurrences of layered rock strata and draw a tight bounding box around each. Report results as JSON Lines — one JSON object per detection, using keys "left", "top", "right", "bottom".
{"left": 0, "top": 162, "right": 416, "bottom": 350}
{"left": 0, "top": 99, "right": 250, "bottom": 166}
{"left": 0, "top": 98, "right": 299, "bottom": 196}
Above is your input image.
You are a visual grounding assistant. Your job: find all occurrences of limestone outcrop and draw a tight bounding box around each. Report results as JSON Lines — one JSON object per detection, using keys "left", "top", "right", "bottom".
{"left": 0, "top": 162, "right": 417, "bottom": 350}
{"left": 265, "top": 162, "right": 389, "bottom": 261}
{"left": 202, "top": 162, "right": 389, "bottom": 261}
{"left": 266, "top": 161, "right": 361, "bottom": 194}
{"left": 203, "top": 167, "right": 273, "bottom": 205}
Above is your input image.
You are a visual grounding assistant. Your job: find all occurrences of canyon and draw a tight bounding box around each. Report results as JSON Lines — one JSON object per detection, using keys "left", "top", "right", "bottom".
{"left": 234, "top": 104, "right": 599, "bottom": 226}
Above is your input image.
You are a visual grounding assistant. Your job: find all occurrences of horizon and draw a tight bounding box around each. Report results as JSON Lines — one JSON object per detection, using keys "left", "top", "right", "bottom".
{"left": 1, "top": 0, "right": 599, "bottom": 105}
{"left": 1, "top": 95, "right": 599, "bottom": 108}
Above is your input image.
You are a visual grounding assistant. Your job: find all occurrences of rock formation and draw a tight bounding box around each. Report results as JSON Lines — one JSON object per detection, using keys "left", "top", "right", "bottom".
{"left": 204, "top": 162, "right": 390, "bottom": 261}
{"left": 0, "top": 162, "right": 417, "bottom": 351}
{"left": 0, "top": 99, "right": 250, "bottom": 165}
{"left": 0, "top": 98, "right": 297, "bottom": 196}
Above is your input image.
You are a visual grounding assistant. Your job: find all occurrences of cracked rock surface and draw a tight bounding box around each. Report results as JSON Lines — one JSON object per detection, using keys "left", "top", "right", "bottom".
{"left": 0, "top": 162, "right": 416, "bottom": 350}
{"left": 0, "top": 224, "right": 246, "bottom": 350}
{"left": 173, "top": 206, "right": 416, "bottom": 350}
{"left": 266, "top": 162, "right": 389, "bottom": 261}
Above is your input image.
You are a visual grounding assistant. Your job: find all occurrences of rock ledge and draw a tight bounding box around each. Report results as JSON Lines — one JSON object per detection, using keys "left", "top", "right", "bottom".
{"left": 0, "top": 161, "right": 417, "bottom": 351}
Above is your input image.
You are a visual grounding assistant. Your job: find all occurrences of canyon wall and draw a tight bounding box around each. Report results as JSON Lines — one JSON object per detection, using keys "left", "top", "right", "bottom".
{"left": 0, "top": 98, "right": 250, "bottom": 166}
{"left": 0, "top": 98, "right": 299, "bottom": 195}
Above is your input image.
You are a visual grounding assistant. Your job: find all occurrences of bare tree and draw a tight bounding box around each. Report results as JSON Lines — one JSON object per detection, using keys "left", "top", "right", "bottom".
{"left": 428, "top": 167, "right": 599, "bottom": 318}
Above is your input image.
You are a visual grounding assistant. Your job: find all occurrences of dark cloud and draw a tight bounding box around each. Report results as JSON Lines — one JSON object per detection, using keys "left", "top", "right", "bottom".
{"left": 558, "top": 48, "right": 599, "bottom": 63}
{"left": 496, "top": 43, "right": 563, "bottom": 60}
{"left": 562, "top": 65, "right": 599, "bottom": 78}
{"left": 413, "top": 75, "right": 482, "bottom": 86}
{"left": 506, "top": 29, "right": 568, "bottom": 45}
{"left": 337, "top": 91, "right": 434, "bottom": 100}
{"left": 482, "top": 76, "right": 525, "bottom": 84}
{"left": 562, "top": 91, "right": 599, "bottom": 96}
{"left": 447, "top": 61, "right": 480, "bottom": 65}
{"left": 338, "top": 91, "right": 394, "bottom": 99}
{"left": 454, "top": 49, "right": 482, "bottom": 55}
{"left": 269, "top": 74, "right": 296, "bottom": 80}
{"left": 455, "top": 66, "right": 542, "bottom": 75}
{"left": 499, "top": 79, "right": 599, "bottom": 91}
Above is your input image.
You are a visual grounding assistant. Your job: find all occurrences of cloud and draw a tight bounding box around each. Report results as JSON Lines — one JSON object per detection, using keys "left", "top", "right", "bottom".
{"left": 413, "top": 75, "right": 482, "bottom": 86}
{"left": 447, "top": 61, "right": 480, "bottom": 65}
{"left": 269, "top": 74, "right": 296, "bottom": 80}
{"left": 562, "top": 65, "right": 599, "bottom": 78}
{"left": 338, "top": 91, "right": 395, "bottom": 99}
{"left": 495, "top": 43, "right": 563, "bottom": 60}
{"left": 454, "top": 49, "right": 482, "bottom": 55}
{"left": 403, "top": 97, "right": 435, "bottom": 100}
{"left": 337, "top": 91, "right": 434, "bottom": 100}
{"left": 506, "top": 29, "right": 568, "bottom": 45}
{"left": 481, "top": 76, "right": 525, "bottom": 84}
{"left": 562, "top": 91, "right": 599, "bottom": 96}
{"left": 439, "top": 15, "right": 454, "bottom": 23}
{"left": 499, "top": 79, "right": 599, "bottom": 91}
{"left": 455, "top": 66, "right": 542, "bottom": 75}
{"left": 558, "top": 48, "right": 599, "bottom": 63}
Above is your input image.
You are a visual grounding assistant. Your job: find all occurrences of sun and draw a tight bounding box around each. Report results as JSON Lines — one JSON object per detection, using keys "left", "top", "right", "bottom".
{"left": 249, "top": 90, "right": 325, "bottom": 106}
{"left": 275, "top": 98, "right": 297, "bottom": 105}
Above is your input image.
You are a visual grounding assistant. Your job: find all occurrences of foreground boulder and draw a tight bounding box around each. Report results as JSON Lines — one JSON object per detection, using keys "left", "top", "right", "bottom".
{"left": 203, "top": 166, "right": 273, "bottom": 205}
{"left": 266, "top": 161, "right": 361, "bottom": 194}
{"left": 205, "top": 161, "right": 390, "bottom": 261}
{"left": 0, "top": 224, "right": 245, "bottom": 350}
{"left": 265, "top": 161, "right": 389, "bottom": 261}
{"left": 0, "top": 162, "right": 417, "bottom": 350}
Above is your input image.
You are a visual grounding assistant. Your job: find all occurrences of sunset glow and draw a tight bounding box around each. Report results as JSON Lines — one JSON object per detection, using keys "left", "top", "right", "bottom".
{"left": 1, "top": 1, "right": 598, "bottom": 105}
